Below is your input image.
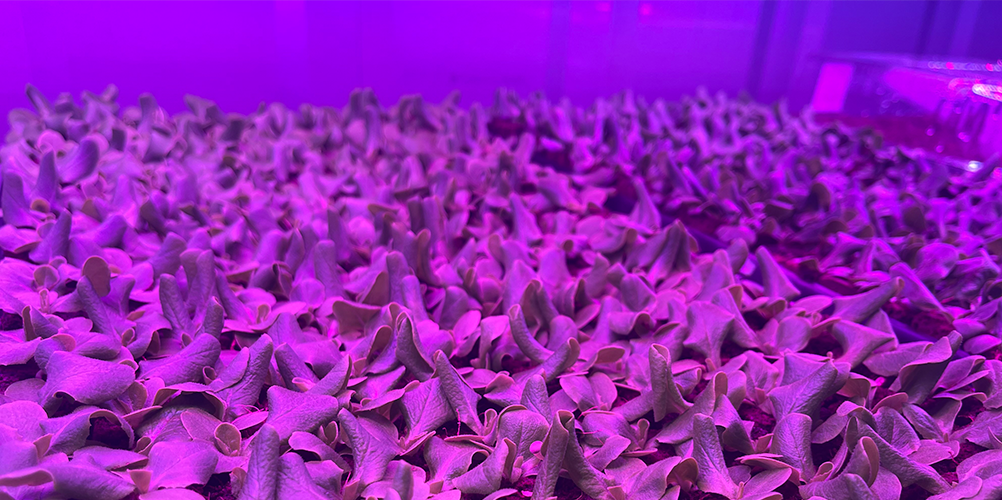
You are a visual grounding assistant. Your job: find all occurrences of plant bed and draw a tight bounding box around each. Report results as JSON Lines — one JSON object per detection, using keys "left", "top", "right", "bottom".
{"left": 0, "top": 86, "right": 998, "bottom": 500}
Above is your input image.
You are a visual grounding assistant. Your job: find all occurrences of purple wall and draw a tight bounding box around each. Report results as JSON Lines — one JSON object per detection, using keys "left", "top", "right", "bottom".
{"left": 1, "top": 0, "right": 999, "bottom": 127}
{"left": 0, "top": 1, "right": 764, "bottom": 122}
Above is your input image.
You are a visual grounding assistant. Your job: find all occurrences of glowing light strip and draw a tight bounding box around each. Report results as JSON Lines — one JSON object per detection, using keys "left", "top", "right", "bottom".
{"left": 972, "top": 83, "right": 1002, "bottom": 102}
{"left": 928, "top": 60, "right": 1002, "bottom": 72}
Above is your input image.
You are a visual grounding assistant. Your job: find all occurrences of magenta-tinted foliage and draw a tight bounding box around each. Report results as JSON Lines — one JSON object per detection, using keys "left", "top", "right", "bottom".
{"left": 0, "top": 85, "right": 997, "bottom": 500}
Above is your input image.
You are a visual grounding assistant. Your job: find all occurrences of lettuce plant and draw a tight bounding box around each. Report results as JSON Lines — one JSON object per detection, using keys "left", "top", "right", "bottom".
{"left": 0, "top": 86, "right": 995, "bottom": 500}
